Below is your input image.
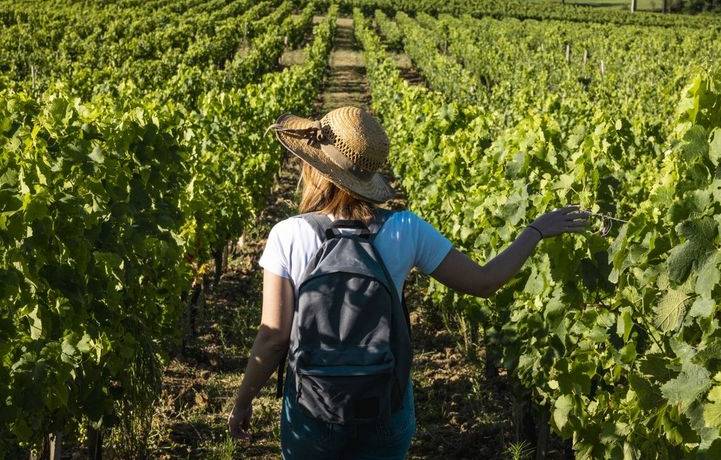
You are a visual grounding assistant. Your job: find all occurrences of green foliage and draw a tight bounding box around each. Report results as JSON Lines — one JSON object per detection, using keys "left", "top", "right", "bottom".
{"left": 0, "top": 88, "right": 190, "bottom": 449}
{"left": 356, "top": 6, "right": 721, "bottom": 458}
{"left": 0, "top": 1, "right": 338, "bottom": 453}
{"left": 393, "top": 12, "right": 482, "bottom": 107}
{"left": 346, "top": 0, "right": 721, "bottom": 28}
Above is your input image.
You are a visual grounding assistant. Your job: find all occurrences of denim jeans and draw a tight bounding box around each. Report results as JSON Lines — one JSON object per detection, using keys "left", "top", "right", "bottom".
{"left": 280, "top": 377, "right": 416, "bottom": 460}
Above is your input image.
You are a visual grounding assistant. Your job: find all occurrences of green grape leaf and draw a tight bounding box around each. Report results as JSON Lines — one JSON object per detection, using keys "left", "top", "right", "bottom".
{"left": 620, "top": 342, "right": 637, "bottom": 363}
{"left": 661, "top": 362, "right": 712, "bottom": 412}
{"left": 694, "top": 338, "right": 721, "bottom": 367}
{"left": 88, "top": 145, "right": 105, "bottom": 164}
{"left": 689, "top": 298, "right": 716, "bottom": 320}
{"left": 671, "top": 336, "right": 697, "bottom": 362}
{"left": 22, "top": 193, "right": 49, "bottom": 221}
{"left": 686, "top": 400, "right": 721, "bottom": 450}
{"left": 711, "top": 179, "right": 721, "bottom": 203}
{"left": 654, "top": 288, "right": 690, "bottom": 332}
{"left": 668, "top": 243, "right": 697, "bottom": 285}
{"left": 679, "top": 217, "right": 718, "bottom": 241}
{"left": 696, "top": 251, "right": 720, "bottom": 299}
{"left": 629, "top": 372, "right": 664, "bottom": 411}
{"left": 553, "top": 394, "right": 573, "bottom": 431}
{"left": 616, "top": 307, "right": 633, "bottom": 342}
{"left": 61, "top": 338, "right": 77, "bottom": 364}
{"left": 639, "top": 354, "right": 674, "bottom": 382}
{"left": 77, "top": 333, "right": 93, "bottom": 353}
{"left": 682, "top": 125, "right": 709, "bottom": 161}
{"left": 28, "top": 306, "right": 42, "bottom": 340}
{"left": 668, "top": 218, "right": 718, "bottom": 285}
{"left": 705, "top": 386, "right": 721, "bottom": 429}
{"left": 709, "top": 128, "right": 721, "bottom": 166}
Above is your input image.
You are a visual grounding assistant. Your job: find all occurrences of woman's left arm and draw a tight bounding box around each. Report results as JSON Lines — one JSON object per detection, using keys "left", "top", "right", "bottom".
{"left": 228, "top": 269, "right": 294, "bottom": 439}
{"left": 430, "top": 206, "right": 589, "bottom": 298}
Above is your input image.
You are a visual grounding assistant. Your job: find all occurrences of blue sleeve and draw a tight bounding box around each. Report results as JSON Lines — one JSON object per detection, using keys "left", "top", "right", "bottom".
{"left": 410, "top": 212, "right": 453, "bottom": 275}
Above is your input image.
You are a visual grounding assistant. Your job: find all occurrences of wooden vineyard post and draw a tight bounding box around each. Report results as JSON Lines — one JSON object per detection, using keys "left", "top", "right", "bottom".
{"left": 223, "top": 240, "right": 230, "bottom": 275}
{"left": 565, "top": 44, "right": 571, "bottom": 63}
{"left": 188, "top": 280, "right": 203, "bottom": 339}
{"left": 563, "top": 438, "right": 574, "bottom": 459}
{"left": 233, "top": 234, "right": 245, "bottom": 259}
{"left": 482, "top": 328, "right": 498, "bottom": 379}
{"left": 509, "top": 385, "right": 557, "bottom": 460}
{"left": 511, "top": 386, "right": 536, "bottom": 447}
{"left": 29, "top": 433, "right": 61, "bottom": 460}
{"left": 87, "top": 426, "right": 102, "bottom": 460}
{"left": 600, "top": 60, "right": 606, "bottom": 76}
{"left": 583, "top": 49, "right": 588, "bottom": 65}
{"left": 49, "top": 433, "right": 61, "bottom": 460}
{"left": 534, "top": 409, "right": 550, "bottom": 460}
{"left": 30, "top": 65, "right": 37, "bottom": 92}
{"left": 182, "top": 281, "right": 201, "bottom": 354}
{"left": 630, "top": 0, "right": 637, "bottom": 12}
{"left": 212, "top": 246, "right": 224, "bottom": 289}
{"left": 202, "top": 272, "right": 211, "bottom": 300}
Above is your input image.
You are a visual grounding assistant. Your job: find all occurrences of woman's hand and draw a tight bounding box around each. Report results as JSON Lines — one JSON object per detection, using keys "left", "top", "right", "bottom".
{"left": 228, "top": 271, "right": 294, "bottom": 440}
{"left": 530, "top": 205, "right": 590, "bottom": 238}
{"left": 228, "top": 399, "right": 253, "bottom": 440}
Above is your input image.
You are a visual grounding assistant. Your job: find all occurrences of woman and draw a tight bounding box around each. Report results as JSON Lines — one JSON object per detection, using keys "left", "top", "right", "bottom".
{"left": 228, "top": 106, "right": 589, "bottom": 459}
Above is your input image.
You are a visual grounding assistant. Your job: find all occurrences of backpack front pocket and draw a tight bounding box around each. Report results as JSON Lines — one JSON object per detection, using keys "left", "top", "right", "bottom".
{"left": 296, "top": 362, "right": 394, "bottom": 424}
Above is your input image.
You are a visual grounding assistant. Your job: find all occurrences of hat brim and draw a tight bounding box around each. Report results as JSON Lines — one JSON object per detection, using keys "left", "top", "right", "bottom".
{"left": 271, "top": 114, "right": 396, "bottom": 204}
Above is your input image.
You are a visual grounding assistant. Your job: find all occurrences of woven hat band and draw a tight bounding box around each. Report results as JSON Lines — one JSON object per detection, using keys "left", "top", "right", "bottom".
{"left": 266, "top": 120, "right": 324, "bottom": 145}
{"left": 321, "top": 144, "right": 375, "bottom": 181}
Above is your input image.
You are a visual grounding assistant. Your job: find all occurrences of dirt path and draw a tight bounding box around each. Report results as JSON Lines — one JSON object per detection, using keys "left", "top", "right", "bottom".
{"left": 140, "top": 15, "right": 515, "bottom": 460}
{"left": 319, "top": 17, "right": 370, "bottom": 113}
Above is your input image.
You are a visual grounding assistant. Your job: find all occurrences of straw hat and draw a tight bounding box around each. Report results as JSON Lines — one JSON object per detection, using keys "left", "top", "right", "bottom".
{"left": 265, "top": 106, "right": 396, "bottom": 204}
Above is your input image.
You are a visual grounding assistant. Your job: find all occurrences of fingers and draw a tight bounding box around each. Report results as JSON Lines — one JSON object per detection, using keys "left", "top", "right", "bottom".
{"left": 564, "top": 226, "right": 589, "bottom": 233}
{"left": 229, "top": 420, "right": 251, "bottom": 440}
{"left": 566, "top": 210, "right": 590, "bottom": 220}
{"left": 229, "top": 421, "right": 240, "bottom": 438}
{"left": 228, "top": 412, "right": 252, "bottom": 440}
{"left": 566, "top": 218, "right": 590, "bottom": 227}
{"left": 564, "top": 222, "right": 590, "bottom": 232}
{"left": 559, "top": 204, "right": 581, "bottom": 214}
{"left": 228, "top": 414, "right": 240, "bottom": 437}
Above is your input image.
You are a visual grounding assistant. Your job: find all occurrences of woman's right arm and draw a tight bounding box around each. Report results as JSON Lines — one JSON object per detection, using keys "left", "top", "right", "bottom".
{"left": 430, "top": 206, "right": 589, "bottom": 298}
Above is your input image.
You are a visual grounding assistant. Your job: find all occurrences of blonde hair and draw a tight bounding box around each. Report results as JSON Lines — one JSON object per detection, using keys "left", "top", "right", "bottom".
{"left": 299, "top": 162, "right": 376, "bottom": 224}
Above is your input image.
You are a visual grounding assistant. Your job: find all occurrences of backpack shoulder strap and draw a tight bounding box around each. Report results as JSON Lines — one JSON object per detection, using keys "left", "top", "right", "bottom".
{"left": 295, "top": 212, "right": 333, "bottom": 241}
{"left": 276, "top": 212, "right": 331, "bottom": 400}
{"left": 366, "top": 208, "right": 412, "bottom": 338}
{"left": 369, "top": 207, "right": 400, "bottom": 240}
{"left": 366, "top": 208, "right": 413, "bottom": 407}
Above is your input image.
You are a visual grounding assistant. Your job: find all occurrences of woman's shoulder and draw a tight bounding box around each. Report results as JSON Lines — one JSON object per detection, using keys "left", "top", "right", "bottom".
{"left": 267, "top": 214, "right": 327, "bottom": 242}
{"left": 381, "top": 209, "right": 447, "bottom": 243}
{"left": 383, "top": 209, "right": 426, "bottom": 228}
{"left": 269, "top": 215, "right": 314, "bottom": 233}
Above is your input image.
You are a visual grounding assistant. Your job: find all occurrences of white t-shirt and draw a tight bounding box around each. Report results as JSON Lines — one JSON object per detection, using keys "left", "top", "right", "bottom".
{"left": 258, "top": 210, "right": 453, "bottom": 299}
